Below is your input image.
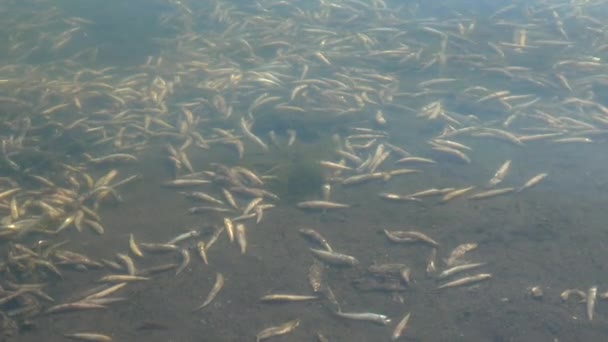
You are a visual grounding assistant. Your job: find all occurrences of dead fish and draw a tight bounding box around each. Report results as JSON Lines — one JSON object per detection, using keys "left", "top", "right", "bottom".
{"left": 310, "top": 248, "right": 359, "bottom": 266}
{"left": 437, "top": 273, "right": 492, "bottom": 289}
{"left": 260, "top": 294, "right": 319, "bottom": 302}
{"left": 335, "top": 310, "right": 391, "bottom": 325}
{"left": 487, "top": 160, "right": 511, "bottom": 187}
{"left": 63, "top": 333, "right": 113, "bottom": 341}
{"left": 384, "top": 229, "right": 439, "bottom": 246}
{"left": 391, "top": 312, "right": 411, "bottom": 341}
{"left": 517, "top": 173, "right": 547, "bottom": 192}
{"left": 297, "top": 201, "right": 350, "bottom": 209}
{"left": 299, "top": 228, "right": 333, "bottom": 251}
{"left": 256, "top": 319, "right": 300, "bottom": 342}
{"left": 192, "top": 273, "right": 224, "bottom": 311}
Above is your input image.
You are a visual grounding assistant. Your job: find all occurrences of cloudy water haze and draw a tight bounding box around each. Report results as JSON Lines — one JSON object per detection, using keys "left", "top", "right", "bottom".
{"left": 0, "top": 0, "right": 608, "bottom": 341}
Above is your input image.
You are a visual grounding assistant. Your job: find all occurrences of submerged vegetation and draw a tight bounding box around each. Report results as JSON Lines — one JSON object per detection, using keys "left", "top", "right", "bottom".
{"left": 256, "top": 136, "right": 336, "bottom": 202}
{"left": 279, "top": 153, "right": 325, "bottom": 202}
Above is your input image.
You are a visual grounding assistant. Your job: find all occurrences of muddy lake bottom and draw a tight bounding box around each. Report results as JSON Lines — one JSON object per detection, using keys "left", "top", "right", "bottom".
{"left": 10, "top": 140, "right": 608, "bottom": 342}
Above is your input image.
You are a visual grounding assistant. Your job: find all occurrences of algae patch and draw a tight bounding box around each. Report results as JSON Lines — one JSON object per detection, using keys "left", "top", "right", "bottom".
{"left": 264, "top": 139, "right": 336, "bottom": 203}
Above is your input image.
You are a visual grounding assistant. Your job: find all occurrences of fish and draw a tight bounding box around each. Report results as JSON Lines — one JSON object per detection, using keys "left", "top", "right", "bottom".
{"left": 116, "top": 253, "right": 136, "bottom": 276}
{"left": 86, "top": 153, "right": 137, "bottom": 164}
{"left": 560, "top": 289, "right": 587, "bottom": 301}
{"left": 229, "top": 186, "right": 279, "bottom": 201}
{"left": 196, "top": 241, "right": 209, "bottom": 265}
{"left": 517, "top": 173, "right": 547, "bottom": 192}
{"left": 384, "top": 229, "right": 439, "bottom": 246}
{"left": 321, "top": 183, "right": 332, "bottom": 201}
{"left": 375, "top": 110, "right": 387, "bottom": 125}
{"left": 467, "top": 187, "right": 514, "bottom": 200}
{"left": 368, "top": 263, "right": 409, "bottom": 276}
{"left": 297, "top": 201, "right": 350, "bottom": 209}
{"left": 409, "top": 188, "right": 455, "bottom": 198}
{"left": 128, "top": 233, "right": 144, "bottom": 258}
{"left": 63, "top": 333, "right": 113, "bottom": 341}
{"left": 310, "top": 248, "right": 359, "bottom": 266}
{"left": 206, "top": 225, "right": 225, "bottom": 250}
{"left": 163, "top": 179, "right": 210, "bottom": 187}
{"left": 256, "top": 319, "right": 300, "bottom": 342}
{"left": 487, "top": 160, "right": 512, "bottom": 187}
{"left": 391, "top": 312, "right": 411, "bottom": 340}
{"left": 432, "top": 139, "right": 472, "bottom": 151}
{"left": 342, "top": 173, "right": 387, "bottom": 185}
{"left": 188, "top": 206, "right": 233, "bottom": 214}
{"left": 175, "top": 249, "right": 190, "bottom": 275}
{"left": 243, "top": 197, "right": 263, "bottom": 215}
{"left": 316, "top": 332, "right": 330, "bottom": 342}
{"left": 232, "top": 212, "right": 256, "bottom": 222}
{"left": 320, "top": 160, "right": 352, "bottom": 171}
{"left": 478, "top": 128, "right": 523, "bottom": 146}
{"left": 222, "top": 188, "right": 239, "bottom": 210}
{"left": 378, "top": 193, "right": 422, "bottom": 202}
{"left": 335, "top": 310, "right": 391, "bottom": 325}
{"left": 432, "top": 146, "right": 471, "bottom": 163}
{"left": 477, "top": 90, "right": 510, "bottom": 103}
{"left": 84, "top": 220, "right": 105, "bottom": 235}
{"left": 384, "top": 143, "right": 411, "bottom": 157}
{"left": 388, "top": 168, "right": 421, "bottom": 177}
{"left": 437, "top": 273, "right": 492, "bottom": 289}
{"left": 233, "top": 166, "right": 264, "bottom": 186}
{"left": 308, "top": 260, "right": 324, "bottom": 293}
{"left": 299, "top": 228, "right": 333, "bottom": 251}
{"left": 553, "top": 137, "right": 592, "bottom": 143}
{"left": 446, "top": 243, "right": 478, "bottom": 266}
{"left": 97, "top": 275, "right": 149, "bottom": 283}
{"left": 260, "top": 294, "right": 319, "bottom": 302}
{"left": 83, "top": 283, "right": 128, "bottom": 301}
{"left": 46, "top": 302, "right": 107, "bottom": 314}
{"left": 395, "top": 157, "right": 436, "bottom": 164}
{"left": 437, "top": 263, "right": 487, "bottom": 279}
{"left": 192, "top": 273, "right": 224, "bottom": 311}
{"left": 180, "top": 191, "right": 224, "bottom": 205}
{"left": 240, "top": 117, "right": 269, "bottom": 151}
{"left": 587, "top": 286, "right": 597, "bottom": 321}
{"left": 235, "top": 223, "right": 247, "bottom": 254}
{"left": 223, "top": 217, "right": 235, "bottom": 242}
{"left": 139, "top": 243, "right": 178, "bottom": 253}
{"left": 167, "top": 230, "right": 200, "bottom": 245}
{"left": 440, "top": 186, "right": 475, "bottom": 203}
{"left": 335, "top": 150, "right": 363, "bottom": 164}
{"left": 426, "top": 248, "right": 438, "bottom": 275}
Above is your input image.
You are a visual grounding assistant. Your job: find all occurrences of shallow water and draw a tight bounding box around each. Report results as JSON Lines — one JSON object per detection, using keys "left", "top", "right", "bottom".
{"left": 2, "top": 0, "right": 608, "bottom": 341}
{"left": 10, "top": 138, "right": 608, "bottom": 341}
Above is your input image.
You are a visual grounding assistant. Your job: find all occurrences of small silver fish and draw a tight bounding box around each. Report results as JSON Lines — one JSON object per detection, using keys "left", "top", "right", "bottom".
{"left": 335, "top": 310, "right": 391, "bottom": 325}
{"left": 310, "top": 248, "right": 359, "bottom": 266}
